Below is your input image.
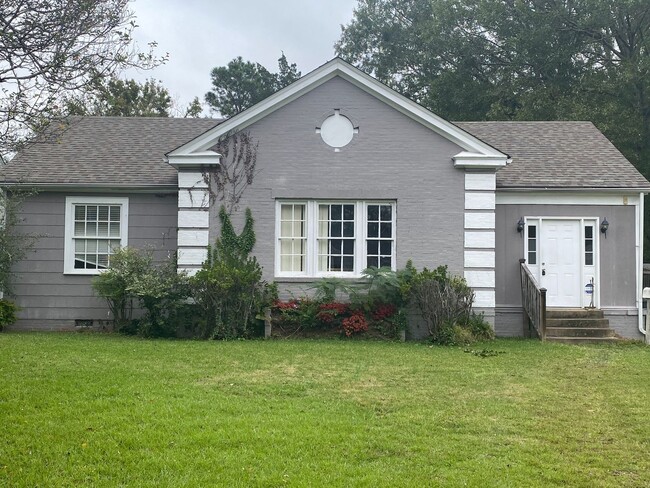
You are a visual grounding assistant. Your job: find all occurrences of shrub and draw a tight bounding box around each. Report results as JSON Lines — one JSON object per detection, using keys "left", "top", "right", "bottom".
{"left": 409, "top": 265, "right": 474, "bottom": 338}
{"left": 190, "top": 207, "right": 274, "bottom": 339}
{"left": 341, "top": 311, "right": 369, "bottom": 337}
{"left": 92, "top": 247, "right": 190, "bottom": 337}
{"left": 91, "top": 247, "right": 151, "bottom": 329}
{"left": 0, "top": 298, "right": 19, "bottom": 330}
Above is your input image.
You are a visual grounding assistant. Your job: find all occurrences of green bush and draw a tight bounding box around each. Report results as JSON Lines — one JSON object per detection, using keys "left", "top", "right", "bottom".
{"left": 0, "top": 298, "right": 19, "bottom": 330}
{"left": 91, "top": 247, "right": 150, "bottom": 329}
{"left": 190, "top": 207, "right": 274, "bottom": 339}
{"left": 409, "top": 264, "right": 474, "bottom": 339}
{"left": 92, "top": 248, "right": 190, "bottom": 337}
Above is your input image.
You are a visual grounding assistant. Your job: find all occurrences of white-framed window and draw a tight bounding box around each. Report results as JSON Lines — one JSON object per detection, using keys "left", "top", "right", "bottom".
{"left": 276, "top": 200, "right": 396, "bottom": 278}
{"left": 64, "top": 196, "right": 129, "bottom": 275}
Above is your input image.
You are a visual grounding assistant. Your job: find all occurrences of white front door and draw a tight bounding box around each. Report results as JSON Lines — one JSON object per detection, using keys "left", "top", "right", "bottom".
{"left": 540, "top": 219, "right": 582, "bottom": 307}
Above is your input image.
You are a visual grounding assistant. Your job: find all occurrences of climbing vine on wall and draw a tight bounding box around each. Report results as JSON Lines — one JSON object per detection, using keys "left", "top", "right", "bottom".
{"left": 202, "top": 130, "right": 259, "bottom": 215}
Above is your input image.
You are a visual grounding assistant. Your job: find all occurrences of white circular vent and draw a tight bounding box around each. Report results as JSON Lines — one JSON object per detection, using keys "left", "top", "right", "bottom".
{"left": 319, "top": 110, "right": 355, "bottom": 149}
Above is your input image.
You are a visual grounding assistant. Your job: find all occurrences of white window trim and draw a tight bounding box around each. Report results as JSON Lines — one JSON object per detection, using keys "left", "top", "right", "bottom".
{"left": 275, "top": 200, "right": 396, "bottom": 278}
{"left": 64, "top": 196, "right": 129, "bottom": 275}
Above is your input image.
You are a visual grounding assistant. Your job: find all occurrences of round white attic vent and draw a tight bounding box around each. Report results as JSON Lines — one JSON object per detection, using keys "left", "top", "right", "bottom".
{"left": 317, "top": 110, "right": 358, "bottom": 151}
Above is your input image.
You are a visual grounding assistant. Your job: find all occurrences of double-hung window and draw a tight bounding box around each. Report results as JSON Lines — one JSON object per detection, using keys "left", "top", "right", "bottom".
{"left": 276, "top": 200, "right": 396, "bottom": 277}
{"left": 64, "top": 197, "right": 129, "bottom": 274}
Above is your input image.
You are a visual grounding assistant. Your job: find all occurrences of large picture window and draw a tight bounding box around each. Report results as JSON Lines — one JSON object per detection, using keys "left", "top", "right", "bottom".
{"left": 64, "top": 197, "right": 129, "bottom": 274}
{"left": 276, "top": 200, "right": 396, "bottom": 277}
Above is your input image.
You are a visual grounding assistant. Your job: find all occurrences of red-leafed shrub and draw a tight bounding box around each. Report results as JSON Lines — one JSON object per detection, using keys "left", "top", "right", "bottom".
{"left": 371, "top": 303, "right": 397, "bottom": 321}
{"left": 316, "top": 302, "right": 349, "bottom": 325}
{"left": 341, "top": 312, "right": 369, "bottom": 337}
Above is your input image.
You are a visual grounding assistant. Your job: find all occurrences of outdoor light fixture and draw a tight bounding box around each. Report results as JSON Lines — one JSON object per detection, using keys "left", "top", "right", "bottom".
{"left": 600, "top": 217, "right": 609, "bottom": 237}
{"left": 516, "top": 217, "right": 525, "bottom": 233}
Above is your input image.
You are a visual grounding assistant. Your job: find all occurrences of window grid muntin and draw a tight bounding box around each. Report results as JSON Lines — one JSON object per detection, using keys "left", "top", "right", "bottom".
{"left": 72, "top": 203, "right": 122, "bottom": 270}
{"left": 318, "top": 203, "right": 356, "bottom": 273}
{"left": 278, "top": 203, "right": 307, "bottom": 273}
{"left": 527, "top": 224, "right": 537, "bottom": 265}
{"left": 585, "top": 225, "right": 594, "bottom": 266}
{"left": 276, "top": 200, "right": 396, "bottom": 278}
{"left": 366, "top": 204, "right": 393, "bottom": 269}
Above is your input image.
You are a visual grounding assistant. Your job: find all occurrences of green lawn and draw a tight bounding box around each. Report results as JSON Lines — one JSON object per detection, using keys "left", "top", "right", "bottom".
{"left": 0, "top": 334, "right": 648, "bottom": 487}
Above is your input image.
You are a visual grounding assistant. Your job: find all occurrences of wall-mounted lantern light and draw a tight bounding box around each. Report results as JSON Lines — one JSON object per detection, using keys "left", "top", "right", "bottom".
{"left": 516, "top": 217, "right": 525, "bottom": 234}
{"left": 600, "top": 217, "right": 609, "bottom": 237}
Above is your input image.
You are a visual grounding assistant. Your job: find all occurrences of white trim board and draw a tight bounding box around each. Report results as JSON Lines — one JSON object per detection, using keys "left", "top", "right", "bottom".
{"left": 497, "top": 192, "right": 640, "bottom": 206}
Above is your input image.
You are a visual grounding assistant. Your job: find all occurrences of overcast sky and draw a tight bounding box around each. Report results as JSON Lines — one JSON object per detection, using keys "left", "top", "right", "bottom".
{"left": 127, "top": 0, "right": 358, "bottom": 115}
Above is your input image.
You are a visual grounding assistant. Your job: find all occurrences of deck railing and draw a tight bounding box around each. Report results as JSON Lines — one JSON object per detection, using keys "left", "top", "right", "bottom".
{"left": 519, "top": 258, "right": 547, "bottom": 340}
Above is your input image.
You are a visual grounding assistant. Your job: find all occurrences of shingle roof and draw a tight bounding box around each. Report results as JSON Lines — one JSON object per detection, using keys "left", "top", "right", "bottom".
{"left": 1, "top": 117, "right": 647, "bottom": 191}
{"left": 456, "top": 121, "right": 650, "bottom": 189}
{"left": 0, "top": 116, "right": 221, "bottom": 187}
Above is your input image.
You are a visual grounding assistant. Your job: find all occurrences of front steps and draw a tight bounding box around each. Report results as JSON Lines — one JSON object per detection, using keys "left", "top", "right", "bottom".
{"left": 545, "top": 309, "right": 618, "bottom": 344}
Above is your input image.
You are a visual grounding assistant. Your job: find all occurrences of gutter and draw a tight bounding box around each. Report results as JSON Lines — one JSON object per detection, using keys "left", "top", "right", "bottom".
{"left": 0, "top": 182, "right": 177, "bottom": 193}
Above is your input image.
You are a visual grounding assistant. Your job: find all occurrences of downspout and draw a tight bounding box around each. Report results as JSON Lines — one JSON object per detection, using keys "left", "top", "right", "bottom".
{"left": 638, "top": 192, "right": 646, "bottom": 338}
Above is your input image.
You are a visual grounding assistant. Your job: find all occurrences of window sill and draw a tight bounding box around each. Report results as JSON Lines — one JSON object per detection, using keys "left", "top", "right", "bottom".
{"left": 274, "top": 276, "right": 368, "bottom": 284}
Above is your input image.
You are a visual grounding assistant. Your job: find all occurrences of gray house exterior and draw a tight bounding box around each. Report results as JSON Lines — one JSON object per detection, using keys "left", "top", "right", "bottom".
{"left": 2, "top": 59, "right": 649, "bottom": 341}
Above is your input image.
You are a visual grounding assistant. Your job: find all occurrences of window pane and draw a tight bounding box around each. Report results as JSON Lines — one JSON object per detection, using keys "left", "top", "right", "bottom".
{"left": 330, "top": 240, "right": 342, "bottom": 255}
{"left": 110, "top": 206, "right": 120, "bottom": 222}
{"left": 528, "top": 225, "right": 536, "bottom": 238}
{"left": 74, "top": 222, "right": 85, "bottom": 236}
{"left": 98, "top": 205, "right": 109, "bottom": 221}
{"left": 75, "top": 205, "right": 85, "bottom": 220}
{"left": 586, "top": 254, "right": 593, "bottom": 266}
{"left": 331, "top": 205, "right": 341, "bottom": 220}
{"left": 331, "top": 256, "right": 341, "bottom": 270}
{"left": 98, "top": 222, "right": 109, "bottom": 237}
{"left": 86, "top": 222, "right": 97, "bottom": 237}
{"left": 87, "top": 240, "right": 97, "bottom": 253}
{"left": 97, "top": 254, "right": 109, "bottom": 269}
{"left": 380, "top": 205, "right": 391, "bottom": 221}
{"left": 109, "top": 223, "right": 120, "bottom": 237}
{"left": 380, "top": 240, "right": 391, "bottom": 255}
{"left": 585, "top": 226, "right": 593, "bottom": 239}
{"left": 281, "top": 221, "right": 293, "bottom": 237}
{"left": 87, "top": 206, "right": 97, "bottom": 221}
{"left": 380, "top": 222, "right": 392, "bottom": 238}
{"left": 379, "top": 256, "right": 392, "bottom": 268}
{"left": 528, "top": 240, "right": 536, "bottom": 253}
{"left": 343, "top": 256, "right": 354, "bottom": 271}
{"left": 343, "top": 205, "right": 354, "bottom": 220}
{"left": 368, "top": 205, "right": 379, "bottom": 221}
{"left": 368, "top": 222, "right": 379, "bottom": 238}
{"left": 331, "top": 221, "right": 341, "bottom": 237}
{"left": 367, "top": 240, "right": 378, "bottom": 255}
{"left": 367, "top": 256, "right": 378, "bottom": 268}
{"left": 74, "top": 254, "right": 85, "bottom": 269}
{"left": 585, "top": 241, "right": 593, "bottom": 253}
{"left": 343, "top": 222, "right": 354, "bottom": 237}
{"left": 343, "top": 240, "right": 354, "bottom": 254}
{"left": 528, "top": 251, "right": 536, "bottom": 265}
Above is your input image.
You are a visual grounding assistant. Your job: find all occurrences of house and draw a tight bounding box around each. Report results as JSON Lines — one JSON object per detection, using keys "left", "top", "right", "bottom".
{"left": 2, "top": 58, "right": 649, "bottom": 341}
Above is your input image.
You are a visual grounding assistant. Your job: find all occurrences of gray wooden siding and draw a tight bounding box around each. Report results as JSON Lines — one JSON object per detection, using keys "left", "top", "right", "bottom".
{"left": 9, "top": 192, "right": 177, "bottom": 329}
{"left": 211, "top": 76, "right": 467, "bottom": 288}
{"left": 495, "top": 203, "right": 641, "bottom": 338}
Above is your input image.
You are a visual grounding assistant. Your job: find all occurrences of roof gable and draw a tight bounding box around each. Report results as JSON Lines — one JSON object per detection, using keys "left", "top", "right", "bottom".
{"left": 167, "top": 58, "right": 508, "bottom": 170}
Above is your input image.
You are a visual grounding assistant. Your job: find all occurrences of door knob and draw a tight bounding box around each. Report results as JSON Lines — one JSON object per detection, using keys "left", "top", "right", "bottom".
{"left": 542, "top": 269, "right": 546, "bottom": 276}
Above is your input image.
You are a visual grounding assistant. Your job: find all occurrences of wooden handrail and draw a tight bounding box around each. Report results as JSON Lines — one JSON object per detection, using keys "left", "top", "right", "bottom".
{"left": 519, "top": 258, "right": 547, "bottom": 340}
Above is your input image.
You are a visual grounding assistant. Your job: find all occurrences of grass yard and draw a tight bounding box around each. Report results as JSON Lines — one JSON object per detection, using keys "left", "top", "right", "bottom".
{"left": 0, "top": 334, "right": 649, "bottom": 487}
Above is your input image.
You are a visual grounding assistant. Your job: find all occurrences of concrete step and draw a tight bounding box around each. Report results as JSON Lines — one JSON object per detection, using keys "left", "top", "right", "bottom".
{"left": 546, "top": 327, "right": 615, "bottom": 338}
{"left": 546, "top": 336, "right": 620, "bottom": 345}
{"left": 546, "top": 318, "right": 611, "bottom": 328}
{"left": 546, "top": 308, "right": 604, "bottom": 319}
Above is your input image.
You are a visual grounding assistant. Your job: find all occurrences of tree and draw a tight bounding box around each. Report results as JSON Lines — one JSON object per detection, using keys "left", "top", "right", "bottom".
{"left": 0, "top": 0, "right": 166, "bottom": 161}
{"left": 336, "top": 0, "right": 650, "bottom": 172}
{"left": 66, "top": 78, "right": 172, "bottom": 117}
{"left": 205, "top": 53, "right": 301, "bottom": 117}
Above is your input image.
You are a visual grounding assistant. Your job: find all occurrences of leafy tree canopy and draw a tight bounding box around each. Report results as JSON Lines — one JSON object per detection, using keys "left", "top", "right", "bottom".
{"left": 336, "top": 0, "right": 650, "bottom": 174}
{"left": 205, "top": 53, "right": 301, "bottom": 117}
{"left": 66, "top": 78, "right": 173, "bottom": 117}
{"left": 0, "top": 0, "right": 166, "bottom": 162}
